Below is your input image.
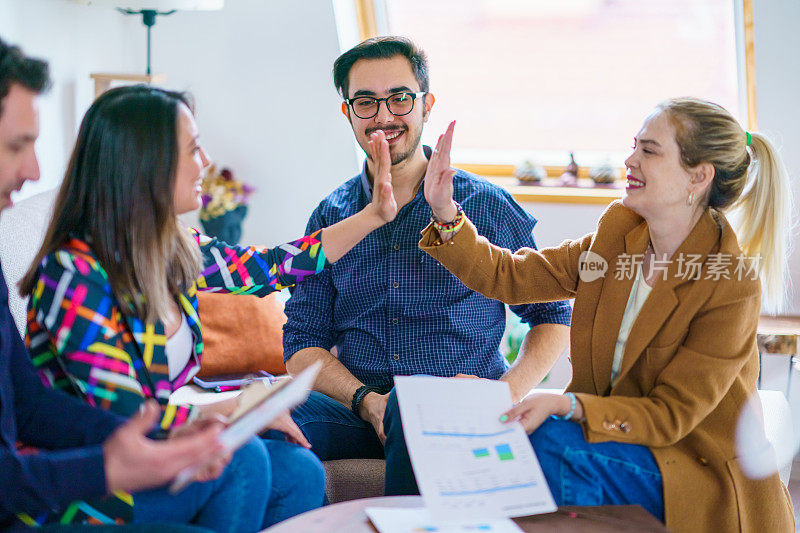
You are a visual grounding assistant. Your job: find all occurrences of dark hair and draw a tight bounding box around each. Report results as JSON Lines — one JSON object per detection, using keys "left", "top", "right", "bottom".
{"left": 333, "top": 36, "right": 429, "bottom": 99}
{"left": 0, "top": 36, "right": 51, "bottom": 118}
{"left": 21, "top": 85, "right": 202, "bottom": 323}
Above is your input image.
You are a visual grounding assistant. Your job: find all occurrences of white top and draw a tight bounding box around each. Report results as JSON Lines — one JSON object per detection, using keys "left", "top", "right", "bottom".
{"left": 165, "top": 312, "right": 193, "bottom": 381}
{"left": 610, "top": 265, "right": 653, "bottom": 386}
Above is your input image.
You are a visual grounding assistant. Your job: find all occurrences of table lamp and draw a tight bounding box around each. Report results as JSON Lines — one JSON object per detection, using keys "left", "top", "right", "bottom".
{"left": 75, "top": 0, "right": 224, "bottom": 75}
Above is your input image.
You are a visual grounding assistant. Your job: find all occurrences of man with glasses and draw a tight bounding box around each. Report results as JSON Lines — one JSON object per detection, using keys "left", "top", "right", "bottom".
{"left": 283, "top": 36, "right": 571, "bottom": 495}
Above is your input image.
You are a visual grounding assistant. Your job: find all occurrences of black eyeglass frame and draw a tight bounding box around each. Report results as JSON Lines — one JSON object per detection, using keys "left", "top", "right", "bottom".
{"left": 344, "top": 91, "right": 427, "bottom": 119}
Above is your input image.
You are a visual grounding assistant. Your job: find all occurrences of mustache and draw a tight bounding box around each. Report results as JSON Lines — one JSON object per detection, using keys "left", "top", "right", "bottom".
{"left": 365, "top": 125, "right": 406, "bottom": 136}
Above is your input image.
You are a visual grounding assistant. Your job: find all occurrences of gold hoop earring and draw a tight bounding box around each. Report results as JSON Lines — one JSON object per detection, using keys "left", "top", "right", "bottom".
{"left": 687, "top": 192, "right": 694, "bottom": 206}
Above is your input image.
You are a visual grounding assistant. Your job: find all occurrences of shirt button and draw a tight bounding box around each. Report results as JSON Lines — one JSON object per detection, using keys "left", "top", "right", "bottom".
{"left": 697, "top": 456, "right": 709, "bottom": 466}
{"left": 392, "top": 282, "right": 399, "bottom": 289}
{"left": 393, "top": 244, "right": 400, "bottom": 251}
{"left": 392, "top": 354, "right": 400, "bottom": 361}
{"left": 392, "top": 318, "right": 399, "bottom": 325}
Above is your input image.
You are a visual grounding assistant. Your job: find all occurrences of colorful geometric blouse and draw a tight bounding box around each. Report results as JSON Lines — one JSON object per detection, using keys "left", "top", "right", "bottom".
{"left": 26, "top": 228, "right": 328, "bottom": 433}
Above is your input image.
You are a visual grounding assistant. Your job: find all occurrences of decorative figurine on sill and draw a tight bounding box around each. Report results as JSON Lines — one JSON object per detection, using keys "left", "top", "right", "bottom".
{"left": 557, "top": 151, "right": 579, "bottom": 187}
{"left": 589, "top": 159, "right": 619, "bottom": 187}
{"left": 199, "top": 164, "right": 255, "bottom": 245}
{"left": 514, "top": 159, "right": 546, "bottom": 185}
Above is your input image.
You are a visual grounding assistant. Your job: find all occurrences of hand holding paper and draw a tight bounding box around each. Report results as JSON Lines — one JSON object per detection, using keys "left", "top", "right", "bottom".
{"left": 393, "top": 376, "right": 556, "bottom": 522}
{"left": 169, "top": 362, "right": 321, "bottom": 493}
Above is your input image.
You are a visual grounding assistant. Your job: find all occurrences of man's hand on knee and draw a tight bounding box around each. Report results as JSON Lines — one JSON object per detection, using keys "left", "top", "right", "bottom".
{"left": 359, "top": 392, "right": 389, "bottom": 445}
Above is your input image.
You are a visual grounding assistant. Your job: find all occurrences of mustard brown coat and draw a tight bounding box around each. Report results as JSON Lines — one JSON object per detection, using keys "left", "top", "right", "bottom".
{"left": 419, "top": 200, "right": 793, "bottom": 533}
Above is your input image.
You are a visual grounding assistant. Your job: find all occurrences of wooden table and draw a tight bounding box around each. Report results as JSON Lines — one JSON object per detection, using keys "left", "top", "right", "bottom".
{"left": 757, "top": 315, "right": 800, "bottom": 393}
{"left": 261, "top": 496, "right": 669, "bottom": 532}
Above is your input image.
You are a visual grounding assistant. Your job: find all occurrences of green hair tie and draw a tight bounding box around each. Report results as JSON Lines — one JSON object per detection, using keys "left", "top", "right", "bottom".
{"left": 746, "top": 131, "right": 752, "bottom": 146}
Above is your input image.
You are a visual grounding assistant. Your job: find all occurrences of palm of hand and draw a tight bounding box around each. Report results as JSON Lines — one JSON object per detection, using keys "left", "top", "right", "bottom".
{"left": 368, "top": 131, "right": 399, "bottom": 223}
{"left": 423, "top": 121, "right": 457, "bottom": 218}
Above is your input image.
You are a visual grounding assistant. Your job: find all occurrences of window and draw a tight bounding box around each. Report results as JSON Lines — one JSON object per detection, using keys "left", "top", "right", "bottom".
{"left": 343, "top": 0, "right": 752, "bottom": 171}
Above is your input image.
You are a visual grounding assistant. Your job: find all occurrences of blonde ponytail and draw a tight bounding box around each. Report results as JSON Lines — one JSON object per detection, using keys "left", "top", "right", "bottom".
{"left": 730, "top": 132, "right": 792, "bottom": 312}
{"left": 659, "top": 98, "right": 792, "bottom": 312}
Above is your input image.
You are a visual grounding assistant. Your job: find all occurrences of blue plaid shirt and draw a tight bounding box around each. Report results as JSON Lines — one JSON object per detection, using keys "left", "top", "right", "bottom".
{"left": 283, "top": 150, "right": 572, "bottom": 389}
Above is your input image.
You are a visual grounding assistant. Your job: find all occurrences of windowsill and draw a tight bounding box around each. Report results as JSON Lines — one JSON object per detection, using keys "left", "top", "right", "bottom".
{"left": 484, "top": 177, "right": 624, "bottom": 205}
{"left": 456, "top": 163, "right": 625, "bottom": 205}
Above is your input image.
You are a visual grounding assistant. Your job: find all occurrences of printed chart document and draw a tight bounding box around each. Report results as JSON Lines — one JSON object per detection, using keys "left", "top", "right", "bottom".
{"left": 365, "top": 507, "right": 523, "bottom": 533}
{"left": 394, "top": 376, "right": 556, "bottom": 522}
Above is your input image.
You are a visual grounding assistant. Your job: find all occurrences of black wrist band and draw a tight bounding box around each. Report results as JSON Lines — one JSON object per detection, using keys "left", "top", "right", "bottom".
{"left": 351, "top": 385, "right": 385, "bottom": 418}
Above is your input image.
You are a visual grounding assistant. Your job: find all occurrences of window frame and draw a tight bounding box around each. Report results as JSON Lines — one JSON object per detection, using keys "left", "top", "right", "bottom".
{"left": 343, "top": 0, "right": 757, "bottom": 205}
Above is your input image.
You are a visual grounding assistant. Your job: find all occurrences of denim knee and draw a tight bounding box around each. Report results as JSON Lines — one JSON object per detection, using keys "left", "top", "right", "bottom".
{"left": 227, "top": 436, "right": 271, "bottom": 485}
{"left": 261, "top": 441, "right": 326, "bottom": 527}
{"left": 263, "top": 440, "right": 325, "bottom": 499}
{"left": 291, "top": 446, "right": 326, "bottom": 496}
{"left": 530, "top": 418, "right": 584, "bottom": 457}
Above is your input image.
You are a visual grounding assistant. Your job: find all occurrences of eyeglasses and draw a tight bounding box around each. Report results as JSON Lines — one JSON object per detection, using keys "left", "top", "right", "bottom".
{"left": 345, "top": 91, "right": 426, "bottom": 119}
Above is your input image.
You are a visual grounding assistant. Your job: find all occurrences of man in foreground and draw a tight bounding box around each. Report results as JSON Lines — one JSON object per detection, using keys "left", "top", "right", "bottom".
{"left": 0, "top": 36, "right": 226, "bottom": 530}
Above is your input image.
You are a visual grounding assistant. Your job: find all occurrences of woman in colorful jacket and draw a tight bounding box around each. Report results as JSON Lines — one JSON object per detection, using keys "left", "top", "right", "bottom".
{"left": 416, "top": 101, "right": 793, "bottom": 532}
{"left": 19, "top": 85, "right": 398, "bottom": 532}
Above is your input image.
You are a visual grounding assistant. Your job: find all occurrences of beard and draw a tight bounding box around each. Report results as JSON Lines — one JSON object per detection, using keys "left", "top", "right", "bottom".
{"left": 362, "top": 122, "right": 424, "bottom": 167}
{"left": 389, "top": 125, "right": 423, "bottom": 165}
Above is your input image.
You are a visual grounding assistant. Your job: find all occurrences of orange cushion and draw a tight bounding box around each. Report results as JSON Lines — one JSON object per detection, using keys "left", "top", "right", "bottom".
{"left": 195, "top": 291, "right": 287, "bottom": 377}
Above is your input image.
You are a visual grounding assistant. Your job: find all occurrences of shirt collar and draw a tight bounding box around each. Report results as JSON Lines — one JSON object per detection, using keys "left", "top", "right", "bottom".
{"left": 359, "top": 145, "right": 433, "bottom": 200}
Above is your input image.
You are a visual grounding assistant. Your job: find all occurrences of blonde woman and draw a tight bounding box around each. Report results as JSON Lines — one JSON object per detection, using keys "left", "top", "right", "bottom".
{"left": 414, "top": 100, "right": 793, "bottom": 532}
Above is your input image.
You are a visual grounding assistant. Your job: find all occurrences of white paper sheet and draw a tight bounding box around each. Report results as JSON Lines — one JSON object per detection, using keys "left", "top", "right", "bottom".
{"left": 394, "top": 376, "right": 556, "bottom": 521}
{"left": 365, "top": 507, "right": 523, "bottom": 533}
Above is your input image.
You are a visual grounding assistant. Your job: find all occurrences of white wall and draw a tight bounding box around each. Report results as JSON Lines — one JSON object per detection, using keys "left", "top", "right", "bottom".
{"left": 152, "top": 0, "right": 359, "bottom": 244}
{"left": 753, "top": 0, "right": 800, "bottom": 313}
{"left": 0, "top": 0, "right": 359, "bottom": 247}
{"left": 0, "top": 0, "right": 142, "bottom": 197}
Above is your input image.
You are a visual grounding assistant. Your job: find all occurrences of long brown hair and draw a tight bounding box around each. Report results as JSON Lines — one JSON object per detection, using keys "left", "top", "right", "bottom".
{"left": 658, "top": 97, "right": 791, "bottom": 311}
{"left": 21, "top": 85, "right": 201, "bottom": 324}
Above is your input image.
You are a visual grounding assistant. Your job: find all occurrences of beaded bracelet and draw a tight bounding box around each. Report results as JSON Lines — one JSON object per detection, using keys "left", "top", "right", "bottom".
{"left": 431, "top": 202, "right": 464, "bottom": 233}
{"left": 552, "top": 392, "right": 577, "bottom": 421}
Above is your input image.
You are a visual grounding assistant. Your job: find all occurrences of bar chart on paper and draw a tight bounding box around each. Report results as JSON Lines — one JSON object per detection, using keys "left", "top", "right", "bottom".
{"left": 395, "top": 376, "right": 556, "bottom": 522}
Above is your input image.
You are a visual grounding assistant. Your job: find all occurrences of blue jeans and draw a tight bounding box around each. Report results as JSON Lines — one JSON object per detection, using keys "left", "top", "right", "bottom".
{"left": 284, "top": 390, "right": 415, "bottom": 495}
{"left": 41, "top": 525, "right": 213, "bottom": 532}
{"left": 531, "top": 418, "right": 664, "bottom": 521}
{"left": 261, "top": 440, "right": 326, "bottom": 526}
{"left": 134, "top": 437, "right": 325, "bottom": 532}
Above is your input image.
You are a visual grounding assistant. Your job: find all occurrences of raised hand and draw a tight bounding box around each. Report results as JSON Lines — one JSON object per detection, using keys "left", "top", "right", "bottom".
{"left": 423, "top": 120, "right": 458, "bottom": 222}
{"left": 319, "top": 130, "right": 399, "bottom": 262}
{"left": 368, "top": 130, "right": 398, "bottom": 223}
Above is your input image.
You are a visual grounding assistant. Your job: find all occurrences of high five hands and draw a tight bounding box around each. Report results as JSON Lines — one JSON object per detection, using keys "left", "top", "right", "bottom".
{"left": 423, "top": 120, "right": 458, "bottom": 224}
{"left": 318, "top": 130, "right": 399, "bottom": 263}
{"left": 367, "top": 130, "right": 398, "bottom": 223}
